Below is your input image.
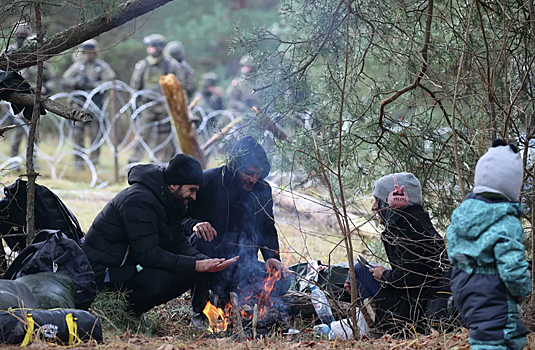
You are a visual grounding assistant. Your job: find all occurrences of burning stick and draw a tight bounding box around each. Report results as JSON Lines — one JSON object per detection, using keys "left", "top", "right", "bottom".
{"left": 252, "top": 304, "right": 258, "bottom": 339}
{"left": 229, "top": 292, "right": 246, "bottom": 342}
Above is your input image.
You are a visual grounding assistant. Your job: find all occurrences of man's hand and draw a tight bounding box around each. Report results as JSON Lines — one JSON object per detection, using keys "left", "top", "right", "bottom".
{"left": 369, "top": 266, "right": 388, "bottom": 282}
{"left": 265, "top": 258, "right": 290, "bottom": 278}
{"left": 195, "top": 256, "right": 240, "bottom": 273}
{"left": 195, "top": 258, "right": 224, "bottom": 272}
{"left": 194, "top": 222, "right": 217, "bottom": 242}
{"left": 344, "top": 280, "right": 351, "bottom": 293}
{"left": 206, "top": 256, "right": 239, "bottom": 273}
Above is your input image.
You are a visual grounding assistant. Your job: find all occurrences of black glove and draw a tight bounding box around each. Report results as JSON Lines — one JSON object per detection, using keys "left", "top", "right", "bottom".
{"left": 0, "top": 70, "right": 46, "bottom": 122}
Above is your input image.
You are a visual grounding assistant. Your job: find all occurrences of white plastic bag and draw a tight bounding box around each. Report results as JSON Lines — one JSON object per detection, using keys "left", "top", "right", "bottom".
{"left": 330, "top": 310, "right": 370, "bottom": 339}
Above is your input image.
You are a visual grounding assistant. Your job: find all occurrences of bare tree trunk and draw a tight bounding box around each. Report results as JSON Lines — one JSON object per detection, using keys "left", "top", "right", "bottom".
{"left": 0, "top": 243, "right": 6, "bottom": 275}
{"left": 25, "top": 1, "right": 45, "bottom": 244}
{"left": 532, "top": 169, "right": 535, "bottom": 306}
{"left": 529, "top": 0, "right": 535, "bottom": 305}
{"left": 110, "top": 82, "right": 120, "bottom": 183}
{"left": 159, "top": 74, "right": 206, "bottom": 167}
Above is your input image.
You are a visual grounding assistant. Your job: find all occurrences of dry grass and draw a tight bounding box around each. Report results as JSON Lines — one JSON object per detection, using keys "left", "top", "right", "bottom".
{"left": 0, "top": 138, "right": 505, "bottom": 348}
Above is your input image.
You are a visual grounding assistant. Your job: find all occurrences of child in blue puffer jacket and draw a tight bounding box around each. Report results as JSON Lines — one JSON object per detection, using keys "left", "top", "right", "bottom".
{"left": 447, "top": 139, "right": 531, "bottom": 350}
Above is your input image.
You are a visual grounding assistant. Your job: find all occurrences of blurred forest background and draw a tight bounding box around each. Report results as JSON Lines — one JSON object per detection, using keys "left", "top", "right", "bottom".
{"left": 2, "top": 0, "right": 279, "bottom": 88}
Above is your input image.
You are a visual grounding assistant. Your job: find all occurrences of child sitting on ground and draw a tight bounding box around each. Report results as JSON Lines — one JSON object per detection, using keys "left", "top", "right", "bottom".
{"left": 447, "top": 139, "right": 531, "bottom": 350}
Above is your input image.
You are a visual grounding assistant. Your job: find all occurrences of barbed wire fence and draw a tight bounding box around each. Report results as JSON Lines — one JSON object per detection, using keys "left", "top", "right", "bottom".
{"left": 0, "top": 80, "right": 238, "bottom": 189}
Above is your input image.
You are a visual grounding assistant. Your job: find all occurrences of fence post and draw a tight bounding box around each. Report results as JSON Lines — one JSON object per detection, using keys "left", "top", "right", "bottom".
{"left": 110, "top": 81, "right": 119, "bottom": 183}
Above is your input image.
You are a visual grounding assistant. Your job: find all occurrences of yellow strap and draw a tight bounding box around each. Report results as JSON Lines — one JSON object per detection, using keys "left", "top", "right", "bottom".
{"left": 66, "top": 313, "right": 80, "bottom": 345}
{"left": 21, "top": 314, "right": 34, "bottom": 347}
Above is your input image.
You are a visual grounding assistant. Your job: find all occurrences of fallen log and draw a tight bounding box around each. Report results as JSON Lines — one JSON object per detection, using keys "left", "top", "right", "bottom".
{"left": 270, "top": 183, "right": 376, "bottom": 237}
{"left": 159, "top": 74, "right": 206, "bottom": 168}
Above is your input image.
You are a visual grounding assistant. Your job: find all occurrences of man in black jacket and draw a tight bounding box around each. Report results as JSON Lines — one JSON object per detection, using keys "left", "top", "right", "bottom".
{"left": 82, "top": 154, "right": 237, "bottom": 314}
{"left": 345, "top": 172, "right": 448, "bottom": 334}
{"left": 183, "top": 136, "right": 290, "bottom": 323}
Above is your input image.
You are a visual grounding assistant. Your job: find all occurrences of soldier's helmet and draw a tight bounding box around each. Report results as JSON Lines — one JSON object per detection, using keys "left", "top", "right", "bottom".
{"left": 239, "top": 55, "right": 253, "bottom": 67}
{"left": 143, "top": 34, "right": 167, "bottom": 50}
{"left": 13, "top": 22, "right": 32, "bottom": 39}
{"left": 202, "top": 72, "right": 219, "bottom": 88}
{"left": 163, "top": 41, "right": 184, "bottom": 62}
{"left": 79, "top": 39, "right": 99, "bottom": 52}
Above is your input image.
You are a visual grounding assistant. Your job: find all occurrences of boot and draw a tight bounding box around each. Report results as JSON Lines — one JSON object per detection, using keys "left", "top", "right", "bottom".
{"left": 190, "top": 312, "right": 208, "bottom": 330}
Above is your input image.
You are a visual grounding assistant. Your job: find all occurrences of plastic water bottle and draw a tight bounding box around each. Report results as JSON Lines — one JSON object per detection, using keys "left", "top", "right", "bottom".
{"left": 312, "top": 324, "right": 336, "bottom": 340}
{"left": 310, "top": 285, "right": 336, "bottom": 326}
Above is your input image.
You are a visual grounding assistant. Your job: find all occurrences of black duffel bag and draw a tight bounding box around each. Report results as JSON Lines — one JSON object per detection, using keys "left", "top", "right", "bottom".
{"left": 0, "top": 308, "right": 102, "bottom": 345}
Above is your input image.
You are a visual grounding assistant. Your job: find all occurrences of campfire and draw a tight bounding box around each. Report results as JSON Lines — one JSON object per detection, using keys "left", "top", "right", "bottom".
{"left": 202, "top": 301, "right": 230, "bottom": 333}
{"left": 202, "top": 267, "right": 288, "bottom": 337}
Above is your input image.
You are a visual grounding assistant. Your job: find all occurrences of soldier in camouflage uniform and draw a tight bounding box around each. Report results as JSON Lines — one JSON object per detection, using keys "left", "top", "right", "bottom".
{"left": 128, "top": 34, "right": 186, "bottom": 164}
{"left": 7, "top": 22, "right": 56, "bottom": 168}
{"left": 163, "top": 41, "right": 196, "bottom": 100}
{"left": 195, "top": 72, "right": 223, "bottom": 115}
{"left": 62, "top": 39, "right": 116, "bottom": 169}
{"left": 226, "top": 55, "right": 262, "bottom": 116}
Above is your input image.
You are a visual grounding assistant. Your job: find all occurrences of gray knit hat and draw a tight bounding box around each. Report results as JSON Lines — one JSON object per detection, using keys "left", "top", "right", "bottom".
{"left": 473, "top": 139, "right": 523, "bottom": 201}
{"left": 372, "top": 172, "right": 423, "bottom": 206}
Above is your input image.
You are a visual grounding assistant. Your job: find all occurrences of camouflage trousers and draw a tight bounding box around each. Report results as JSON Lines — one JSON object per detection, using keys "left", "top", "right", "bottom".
{"left": 70, "top": 94, "right": 103, "bottom": 168}
{"left": 9, "top": 117, "right": 37, "bottom": 168}
{"left": 72, "top": 119, "right": 101, "bottom": 167}
{"left": 9, "top": 122, "right": 25, "bottom": 158}
{"left": 128, "top": 107, "right": 176, "bottom": 164}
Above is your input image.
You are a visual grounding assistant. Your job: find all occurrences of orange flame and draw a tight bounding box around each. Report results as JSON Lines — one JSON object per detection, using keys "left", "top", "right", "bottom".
{"left": 241, "top": 309, "right": 251, "bottom": 319}
{"left": 256, "top": 268, "right": 282, "bottom": 318}
{"left": 202, "top": 301, "right": 229, "bottom": 333}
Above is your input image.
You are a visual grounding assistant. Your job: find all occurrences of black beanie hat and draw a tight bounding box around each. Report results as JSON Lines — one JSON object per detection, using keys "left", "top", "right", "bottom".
{"left": 163, "top": 154, "right": 203, "bottom": 185}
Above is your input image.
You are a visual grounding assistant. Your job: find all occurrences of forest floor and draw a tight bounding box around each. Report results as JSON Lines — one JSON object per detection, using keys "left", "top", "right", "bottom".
{"left": 0, "top": 143, "right": 527, "bottom": 349}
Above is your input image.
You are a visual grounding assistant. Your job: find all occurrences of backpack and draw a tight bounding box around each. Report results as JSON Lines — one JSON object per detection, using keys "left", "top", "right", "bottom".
{"left": 0, "top": 179, "right": 84, "bottom": 251}
{"left": 3, "top": 230, "right": 96, "bottom": 310}
{"left": 290, "top": 261, "right": 351, "bottom": 301}
{"left": 0, "top": 308, "right": 102, "bottom": 345}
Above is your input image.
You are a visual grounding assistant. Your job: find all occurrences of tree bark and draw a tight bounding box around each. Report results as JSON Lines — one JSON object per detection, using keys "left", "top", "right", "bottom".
{"left": 7, "top": 93, "right": 93, "bottom": 123}
{"left": 159, "top": 74, "right": 206, "bottom": 167}
{"left": 25, "top": 1, "right": 45, "bottom": 244}
{"left": 230, "top": 292, "right": 246, "bottom": 342}
{"left": 0, "top": 0, "right": 175, "bottom": 71}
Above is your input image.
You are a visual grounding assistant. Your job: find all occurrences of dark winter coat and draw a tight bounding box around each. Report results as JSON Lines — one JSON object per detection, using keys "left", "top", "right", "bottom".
{"left": 375, "top": 205, "right": 448, "bottom": 332}
{"left": 183, "top": 164, "right": 280, "bottom": 265}
{"left": 82, "top": 164, "right": 207, "bottom": 285}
